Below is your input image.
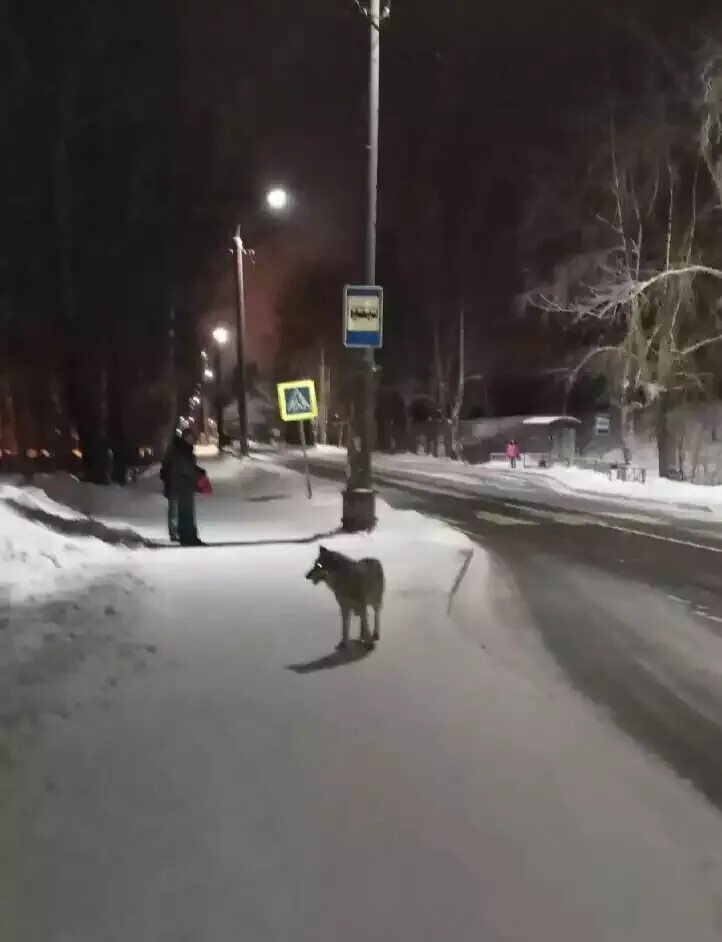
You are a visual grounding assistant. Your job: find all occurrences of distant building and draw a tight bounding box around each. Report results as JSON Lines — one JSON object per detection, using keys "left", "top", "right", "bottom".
{"left": 222, "top": 381, "right": 277, "bottom": 443}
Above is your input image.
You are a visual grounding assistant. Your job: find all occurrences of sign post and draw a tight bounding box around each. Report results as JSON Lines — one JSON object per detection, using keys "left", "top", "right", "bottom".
{"left": 298, "top": 421, "right": 312, "bottom": 499}
{"left": 277, "top": 379, "right": 318, "bottom": 499}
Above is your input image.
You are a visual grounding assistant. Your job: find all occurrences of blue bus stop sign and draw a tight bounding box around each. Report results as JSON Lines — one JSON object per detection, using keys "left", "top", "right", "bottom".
{"left": 343, "top": 285, "right": 383, "bottom": 348}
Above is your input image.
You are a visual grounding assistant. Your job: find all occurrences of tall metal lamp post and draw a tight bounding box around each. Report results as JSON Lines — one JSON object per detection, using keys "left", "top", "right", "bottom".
{"left": 233, "top": 186, "right": 290, "bottom": 457}
{"left": 211, "top": 325, "right": 229, "bottom": 450}
{"left": 342, "top": 0, "right": 385, "bottom": 532}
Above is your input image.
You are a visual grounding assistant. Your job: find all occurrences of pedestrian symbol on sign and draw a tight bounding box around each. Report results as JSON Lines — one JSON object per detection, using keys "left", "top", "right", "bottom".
{"left": 276, "top": 379, "right": 318, "bottom": 423}
{"left": 286, "top": 388, "right": 311, "bottom": 415}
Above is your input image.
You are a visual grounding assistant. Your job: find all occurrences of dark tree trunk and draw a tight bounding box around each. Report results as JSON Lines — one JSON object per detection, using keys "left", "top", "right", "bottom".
{"left": 655, "top": 392, "right": 674, "bottom": 478}
{"left": 108, "top": 371, "right": 130, "bottom": 485}
{"left": 72, "top": 399, "right": 107, "bottom": 483}
{"left": 52, "top": 70, "right": 111, "bottom": 482}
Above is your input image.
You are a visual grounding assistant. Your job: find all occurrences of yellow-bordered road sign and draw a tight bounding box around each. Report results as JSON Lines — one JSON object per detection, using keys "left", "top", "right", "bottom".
{"left": 277, "top": 379, "right": 318, "bottom": 422}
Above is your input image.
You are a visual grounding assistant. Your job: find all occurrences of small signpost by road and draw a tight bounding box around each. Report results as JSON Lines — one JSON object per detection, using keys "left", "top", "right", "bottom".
{"left": 343, "top": 285, "right": 383, "bottom": 348}
{"left": 277, "top": 379, "right": 318, "bottom": 498}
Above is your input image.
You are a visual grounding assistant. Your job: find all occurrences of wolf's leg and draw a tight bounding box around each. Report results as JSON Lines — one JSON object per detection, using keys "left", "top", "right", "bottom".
{"left": 359, "top": 607, "right": 372, "bottom": 644}
{"left": 372, "top": 606, "right": 381, "bottom": 642}
{"left": 337, "top": 607, "right": 350, "bottom": 649}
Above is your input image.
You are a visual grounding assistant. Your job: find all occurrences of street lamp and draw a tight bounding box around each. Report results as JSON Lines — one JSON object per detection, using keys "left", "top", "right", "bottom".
{"left": 233, "top": 186, "right": 292, "bottom": 457}
{"left": 265, "top": 186, "right": 289, "bottom": 213}
{"left": 212, "top": 325, "right": 229, "bottom": 450}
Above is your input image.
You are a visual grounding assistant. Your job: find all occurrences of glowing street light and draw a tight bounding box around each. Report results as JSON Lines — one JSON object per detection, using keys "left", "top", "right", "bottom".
{"left": 232, "top": 186, "right": 292, "bottom": 457}
{"left": 204, "top": 368, "right": 214, "bottom": 381}
{"left": 265, "top": 186, "right": 289, "bottom": 213}
{"left": 210, "top": 325, "right": 230, "bottom": 450}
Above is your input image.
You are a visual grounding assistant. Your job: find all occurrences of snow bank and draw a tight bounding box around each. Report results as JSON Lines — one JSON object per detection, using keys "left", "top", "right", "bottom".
{"left": 0, "top": 486, "right": 124, "bottom": 597}
{"left": 523, "top": 464, "right": 722, "bottom": 512}
{"left": 0, "top": 483, "right": 144, "bottom": 714}
{"left": 310, "top": 445, "right": 722, "bottom": 515}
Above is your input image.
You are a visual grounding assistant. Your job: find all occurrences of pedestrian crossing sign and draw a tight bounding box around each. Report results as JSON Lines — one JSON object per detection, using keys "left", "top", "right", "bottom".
{"left": 277, "top": 379, "right": 318, "bottom": 422}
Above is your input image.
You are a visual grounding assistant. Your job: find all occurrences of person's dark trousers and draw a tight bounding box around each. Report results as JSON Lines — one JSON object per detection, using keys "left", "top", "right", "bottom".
{"left": 509, "top": 457, "right": 517, "bottom": 468}
{"left": 178, "top": 492, "right": 199, "bottom": 546}
{"left": 167, "top": 497, "right": 179, "bottom": 541}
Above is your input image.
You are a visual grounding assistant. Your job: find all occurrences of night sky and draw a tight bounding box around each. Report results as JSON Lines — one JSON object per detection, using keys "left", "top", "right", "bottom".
{"left": 3, "top": 0, "right": 722, "bottom": 447}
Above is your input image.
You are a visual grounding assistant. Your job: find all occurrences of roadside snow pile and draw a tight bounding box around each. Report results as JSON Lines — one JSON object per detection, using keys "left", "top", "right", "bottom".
{"left": 311, "top": 445, "right": 722, "bottom": 513}
{"left": 310, "top": 445, "right": 482, "bottom": 482}
{"left": 29, "top": 472, "right": 163, "bottom": 519}
{"left": 537, "top": 464, "right": 722, "bottom": 511}
{"left": 0, "top": 482, "right": 83, "bottom": 521}
{"left": 0, "top": 484, "right": 130, "bottom": 601}
{"left": 25, "top": 457, "right": 262, "bottom": 542}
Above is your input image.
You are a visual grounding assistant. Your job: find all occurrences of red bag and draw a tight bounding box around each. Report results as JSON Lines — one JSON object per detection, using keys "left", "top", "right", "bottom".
{"left": 196, "top": 472, "right": 212, "bottom": 495}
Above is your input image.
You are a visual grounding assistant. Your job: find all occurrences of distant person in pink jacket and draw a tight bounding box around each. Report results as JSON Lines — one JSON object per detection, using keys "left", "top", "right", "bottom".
{"left": 506, "top": 439, "right": 520, "bottom": 468}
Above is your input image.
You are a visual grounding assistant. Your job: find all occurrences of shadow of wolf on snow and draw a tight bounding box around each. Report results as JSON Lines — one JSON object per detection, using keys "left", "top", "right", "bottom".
{"left": 288, "top": 547, "right": 385, "bottom": 675}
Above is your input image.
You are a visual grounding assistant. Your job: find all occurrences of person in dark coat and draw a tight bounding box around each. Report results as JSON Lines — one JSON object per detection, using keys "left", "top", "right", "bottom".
{"left": 160, "top": 429, "right": 204, "bottom": 546}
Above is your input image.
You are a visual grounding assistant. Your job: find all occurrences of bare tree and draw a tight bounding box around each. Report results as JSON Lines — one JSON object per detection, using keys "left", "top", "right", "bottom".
{"left": 525, "top": 117, "right": 722, "bottom": 477}
{"left": 700, "top": 41, "right": 722, "bottom": 206}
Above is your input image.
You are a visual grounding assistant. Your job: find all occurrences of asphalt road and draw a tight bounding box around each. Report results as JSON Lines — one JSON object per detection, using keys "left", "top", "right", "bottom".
{"left": 291, "top": 455, "right": 722, "bottom": 812}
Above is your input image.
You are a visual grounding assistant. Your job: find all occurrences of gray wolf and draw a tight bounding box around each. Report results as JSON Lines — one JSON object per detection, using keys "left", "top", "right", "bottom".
{"left": 306, "top": 546, "right": 385, "bottom": 649}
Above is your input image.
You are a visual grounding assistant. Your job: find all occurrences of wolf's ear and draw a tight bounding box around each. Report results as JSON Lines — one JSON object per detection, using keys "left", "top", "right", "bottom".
{"left": 319, "top": 545, "right": 327, "bottom": 555}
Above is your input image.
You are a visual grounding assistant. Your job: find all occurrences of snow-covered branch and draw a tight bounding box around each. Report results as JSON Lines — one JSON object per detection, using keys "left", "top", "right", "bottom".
{"left": 680, "top": 333, "right": 722, "bottom": 356}
{"left": 559, "top": 264, "right": 722, "bottom": 321}
{"left": 567, "top": 345, "right": 621, "bottom": 384}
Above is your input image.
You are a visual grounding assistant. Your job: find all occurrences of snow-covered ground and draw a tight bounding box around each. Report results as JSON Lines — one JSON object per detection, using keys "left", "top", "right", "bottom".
{"left": 310, "top": 444, "right": 722, "bottom": 514}
{"left": 515, "top": 460, "right": 722, "bottom": 510}
{"left": 0, "top": 457, "right": 470, "bottom": 727}
{"left": 0, "top": 483, "right": 129, "bottom": 598}
{"left": 0, "top": 480, "right": 148, "bottom": 646}
{"left": 4, "top": 455, "right": 722, "bottom": 940}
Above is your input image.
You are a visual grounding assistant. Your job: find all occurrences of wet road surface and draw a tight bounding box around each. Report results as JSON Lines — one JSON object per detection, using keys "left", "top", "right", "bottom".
{"left": 294, "top": 456, "right": 722, "bottom": 810}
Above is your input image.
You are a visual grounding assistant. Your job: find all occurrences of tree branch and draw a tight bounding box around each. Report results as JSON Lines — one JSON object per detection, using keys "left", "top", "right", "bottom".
{"left": 681, "top": 333, "right": 722, "bottom": 356}
{"left": 567, "top": 345, "right": 622, "bottom": 386}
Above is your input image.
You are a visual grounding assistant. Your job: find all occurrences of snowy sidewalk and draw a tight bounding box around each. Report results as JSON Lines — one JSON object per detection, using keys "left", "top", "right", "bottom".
{"left": 0, "top": 456, "right": 473, "bottom": 735}
{"left": 5, "top": 457, "right": 722, "bottom": 940}
{"left": 21, "top": 452, "right": 475, "bottom": 547}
